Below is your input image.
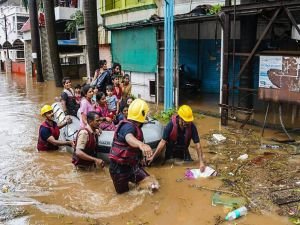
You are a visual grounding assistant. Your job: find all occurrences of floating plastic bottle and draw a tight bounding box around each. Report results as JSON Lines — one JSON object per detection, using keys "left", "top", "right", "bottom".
{"left": 225, "top": 206, "right": 248, "bottom": 221}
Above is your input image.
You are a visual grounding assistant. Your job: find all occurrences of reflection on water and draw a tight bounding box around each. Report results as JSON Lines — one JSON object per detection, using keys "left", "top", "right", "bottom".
{"left": 0, "top": 73, "right": 148, "bottom": 223}
{"left": 0, "top": 73, "right": 291, "bottom": 225}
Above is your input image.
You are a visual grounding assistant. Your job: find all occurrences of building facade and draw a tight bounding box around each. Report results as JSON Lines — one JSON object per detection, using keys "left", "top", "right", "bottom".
{"left": 22, "top": 0, "right": 87, "bottom": 79}
{"left": 99, "top": 0, "right": 226, "bottom": 103}
{"left": 0, "top": 5, "right": 28, "bottom": 73}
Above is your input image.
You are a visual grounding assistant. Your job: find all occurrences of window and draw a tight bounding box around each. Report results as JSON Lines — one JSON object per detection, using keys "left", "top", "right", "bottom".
{"left": 17, "top": 16, "right": 29, "bottom": 31}
{"left": 17, "top": 16, "right": 29, "bottom": 23}
{"left": 69, "top": 57, "right": 78, "bottom": 65}
{"left": 16, "top": 50, "right": 24, "bottom": 59}
{"left": 149, "top": 80, "right": 156, "bottom": 96}
{"left": 103, "top": 0, "right": 121, "bottom": 11}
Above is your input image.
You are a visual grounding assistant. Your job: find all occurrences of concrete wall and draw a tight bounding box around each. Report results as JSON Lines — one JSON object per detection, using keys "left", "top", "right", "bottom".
{"left": 129, "top": 71, "right": 156, "bottom": 102}
{"left": 99, "top": 44, "right": 112, "bottom": 68}
{"left": 104, "top": 8, "right": 158, "bottom": 26}
{"left": 0, "top": 0, "right": 22, "bottom": 6}
{"left": 11, "top": 61, "right": 25, "bottom": 74}
{"left": 54, "top": 6, "right": 78, "bottom": 21}
{"left": 4, "top": 59, "right": 11, "bottom": 72}
{"left": 156, "top": 0, "right": 227, "bottom": 16}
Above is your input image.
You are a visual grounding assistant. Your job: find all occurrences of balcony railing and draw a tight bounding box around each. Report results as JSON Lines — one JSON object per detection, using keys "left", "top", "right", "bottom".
{"left": 55, "top": 0, "right": 78, "bottom": 8}
{"left": 56, "top": 32, "right": 76, "bottom": 40}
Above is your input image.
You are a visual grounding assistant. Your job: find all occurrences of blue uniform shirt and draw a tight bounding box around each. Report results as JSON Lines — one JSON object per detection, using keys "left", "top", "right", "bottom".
{"left": 40, "top": 121, "right": 58, "bottom": 142}
{"left": 162, "top": 118, "right": 200, "bottom": 145}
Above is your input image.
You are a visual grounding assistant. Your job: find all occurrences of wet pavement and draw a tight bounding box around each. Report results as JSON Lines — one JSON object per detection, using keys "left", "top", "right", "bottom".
{"left": 0, "top": 72, "right": 297, "bottom": 225}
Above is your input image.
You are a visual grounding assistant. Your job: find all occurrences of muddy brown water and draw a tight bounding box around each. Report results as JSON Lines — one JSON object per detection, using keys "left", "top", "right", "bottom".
{"left": 0, "top": 73, "right": 291, "bottom": 225}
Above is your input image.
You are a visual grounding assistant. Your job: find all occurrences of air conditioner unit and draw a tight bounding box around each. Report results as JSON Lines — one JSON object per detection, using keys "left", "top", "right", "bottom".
{"left": 291, "top": 25, "right": 300, "bottom": 40}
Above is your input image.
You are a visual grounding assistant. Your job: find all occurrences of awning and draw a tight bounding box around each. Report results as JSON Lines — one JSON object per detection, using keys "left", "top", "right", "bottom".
{"left": 57, "top": 39, "right": 79, "bottom": 45}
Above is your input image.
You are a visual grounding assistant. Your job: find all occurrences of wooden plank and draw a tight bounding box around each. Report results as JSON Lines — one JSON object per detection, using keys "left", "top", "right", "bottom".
{"left": 285, "top": 7, "right": 300, "bottom": 37}
{"left": 237, "top": 8, "right": 281, "bottom": 81}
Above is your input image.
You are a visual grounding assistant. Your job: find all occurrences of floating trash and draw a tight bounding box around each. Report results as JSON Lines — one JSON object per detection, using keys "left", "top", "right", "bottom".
{"left": 185, "top": 167, "right": 217, "bottom": 179}
{"left": 212, "top": 134, "right": 227, "bottom": 142}
{"left": 237, "top": 154, "right": 248, "bottom": 161}
{"left": 212, "top": 192, "right": 246, "bottom": 208}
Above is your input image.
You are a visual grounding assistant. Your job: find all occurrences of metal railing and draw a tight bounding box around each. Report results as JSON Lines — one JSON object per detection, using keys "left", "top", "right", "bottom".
{"left": 55, "top": 0, "right": 78, "bottom": 8}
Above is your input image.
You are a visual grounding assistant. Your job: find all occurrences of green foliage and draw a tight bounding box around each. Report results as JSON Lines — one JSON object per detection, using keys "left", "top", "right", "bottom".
{"left": 65, "top": 10, "right": 84, "bottom": 33}
{"left": 209, "top": 4, "right": 222, "bottom": 15}
{"left": 153, "top": 108, "right": 176, "bottom": 124}
{"left": 289, "top": 217, "right": 300, "bottom": 225}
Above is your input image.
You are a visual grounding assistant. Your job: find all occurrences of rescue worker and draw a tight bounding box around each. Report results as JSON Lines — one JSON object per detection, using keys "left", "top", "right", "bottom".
{"left": 109, "top": 99, "right": 158, "bottom": 194}
{"left": 148, "top": 105, "right": 206, "bottom": 172}
{"left": 72, "top": 111, "right": 105, "bottom": 169}
{"left": 37, "top": 105, "right": 74, "bottom": 151}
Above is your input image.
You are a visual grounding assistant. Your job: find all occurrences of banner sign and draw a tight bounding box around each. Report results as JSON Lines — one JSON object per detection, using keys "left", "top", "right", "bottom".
{"left": 258, "top": 56, "right": 300, "bottom": 104}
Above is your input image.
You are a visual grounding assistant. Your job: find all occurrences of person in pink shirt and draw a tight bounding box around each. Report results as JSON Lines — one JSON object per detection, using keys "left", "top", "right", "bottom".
{"left": 79, "top": 84, "right": 94, "bottom": 128}
{"left": 95, "top": 92, "right": 115, "bottom": 131}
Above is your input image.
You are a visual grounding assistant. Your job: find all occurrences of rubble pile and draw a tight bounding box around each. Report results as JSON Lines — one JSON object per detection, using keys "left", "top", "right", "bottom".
{"left": 202, "top": 127, "right": 300, "bottom": 222}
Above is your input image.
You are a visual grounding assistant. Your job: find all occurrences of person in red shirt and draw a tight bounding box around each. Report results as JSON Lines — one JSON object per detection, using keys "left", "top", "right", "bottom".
{"left": 112, "top": 75, "right": 122, "bottom": 102}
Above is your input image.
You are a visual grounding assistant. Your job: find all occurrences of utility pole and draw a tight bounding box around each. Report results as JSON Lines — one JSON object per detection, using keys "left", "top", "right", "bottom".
{"left": 28, "top": 0, "right": 44, "bottom": 82}
{"left": 4, "top": 15, "right": 9, "bottom": 59}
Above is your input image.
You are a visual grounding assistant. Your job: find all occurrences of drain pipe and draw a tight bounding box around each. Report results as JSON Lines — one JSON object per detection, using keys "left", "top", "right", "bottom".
{"left": 164, "top": 0, "right": 174, "bottom": 111}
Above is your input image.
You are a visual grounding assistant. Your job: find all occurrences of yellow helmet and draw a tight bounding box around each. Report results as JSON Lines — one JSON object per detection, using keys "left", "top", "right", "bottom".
{"left": 127, "top": 99, "right": 149, "bottom": 123}
{"left": 178, "top": 105, "right": 194, "bottom": 122}
{"left": 40, "top": 105, "right": 53, "bottom": 116}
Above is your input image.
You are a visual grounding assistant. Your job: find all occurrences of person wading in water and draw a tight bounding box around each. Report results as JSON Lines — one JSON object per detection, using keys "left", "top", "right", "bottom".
{"left": 37, "top": 105, "right": 74, "bottom": 151}
{"left": 109, "top": 99, "right": 159, "bottom": 194}
{"left": 148, "top": 105, "right": 206, "bottom": 172}
{"left": 72, "top": 111, "right": 105, "bottom": 170}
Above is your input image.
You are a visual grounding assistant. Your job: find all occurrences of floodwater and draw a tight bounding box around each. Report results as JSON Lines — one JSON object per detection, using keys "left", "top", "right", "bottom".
{"left": 0, "top": 72, "right": 291, "bottom": 225}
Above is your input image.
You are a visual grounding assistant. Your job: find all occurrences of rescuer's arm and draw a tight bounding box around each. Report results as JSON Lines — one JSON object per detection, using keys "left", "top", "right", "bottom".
{"left": 125, "top": 133, "right": 153, "bottom": 158}
{"left": 147, "top": 139, "right": 166, "bottom": 164}
{"left": 47, "top": 136, "right": 74, "bottom": 148}
{"left": 195, "top": 142, "right": 205, "bottom": 172}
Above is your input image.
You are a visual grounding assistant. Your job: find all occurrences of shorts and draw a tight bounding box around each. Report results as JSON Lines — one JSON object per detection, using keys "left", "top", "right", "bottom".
{"left": 109, "top": 161, "right": 149, "bottom": 194}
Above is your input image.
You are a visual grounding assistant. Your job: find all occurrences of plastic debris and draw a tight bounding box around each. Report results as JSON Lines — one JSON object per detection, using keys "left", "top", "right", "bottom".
{"left": 1, "top": 185, "right": 9, "bottom": 193}
{"left": 212, "top": 193, "right": 246, "bottom": 208}
{"left": 185, "top": 167, "right": 217, "bottom": 179}
{"left": 261, "top": 144, "right": 280, "bottom": 149}
{"left": 289, "top": 217, "right": 300, "bottom": 225}
{"left": 151, "top": 183, "right": 160, "bottom": 191}
{"left": 212, "top": 134, "right": 226, "bottom": 142}
{"left": 225, "top": 206, "right": 248, "bottom": 221}
{"left": 237, "top": 154, "right": 248, "bottom": 161}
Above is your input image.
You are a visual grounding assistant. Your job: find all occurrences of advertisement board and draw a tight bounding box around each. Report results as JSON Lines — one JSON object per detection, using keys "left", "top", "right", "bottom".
{"left": 258, "top": 56, "right": 300, "bottom": 104}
